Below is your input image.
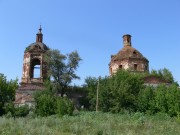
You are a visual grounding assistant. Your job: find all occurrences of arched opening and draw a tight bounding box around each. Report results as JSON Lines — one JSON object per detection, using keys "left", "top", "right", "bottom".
{"left": 34, "top": 65, "right": 40, "bottom": 78}
{"left": 31, "top": 58, "right": 41, "bottom": 78}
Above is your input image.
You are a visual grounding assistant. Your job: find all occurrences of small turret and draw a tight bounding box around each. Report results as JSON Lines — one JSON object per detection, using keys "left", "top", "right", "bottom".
{"left": 123, "top": 34, "right": 131, "bottom": 47}
{"left": 36, "top": 25, "right": 43, "bottom": 43}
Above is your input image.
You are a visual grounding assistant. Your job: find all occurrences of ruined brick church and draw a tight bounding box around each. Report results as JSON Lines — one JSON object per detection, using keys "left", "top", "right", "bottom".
{"left": 109, "top": 34, "right": 149, "bottom": 75}
{"left": 109, "top": 34, "right": 169, "bottom": 86}
{"left": 14, "top": 29, "right": 167, "bottom": 106}
{"left": 15, "top": 26, "right": 49, "bottom": 106}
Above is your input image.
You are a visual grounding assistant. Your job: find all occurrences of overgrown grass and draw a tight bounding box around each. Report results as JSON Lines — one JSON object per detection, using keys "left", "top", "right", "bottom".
{"left": 0, "top": 112, "right": 180, "bottom": 135}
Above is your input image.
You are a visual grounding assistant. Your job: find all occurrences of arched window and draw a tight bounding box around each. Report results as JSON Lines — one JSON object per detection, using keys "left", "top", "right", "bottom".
{"left": 31, "top": 58, "right": 41, "bottom": 78}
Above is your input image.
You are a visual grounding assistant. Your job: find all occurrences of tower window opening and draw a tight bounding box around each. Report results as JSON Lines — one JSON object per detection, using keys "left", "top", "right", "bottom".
{"left": 34, "top": 65, "right": 40, "bottom": 78}
{"left": 31, "top": 58, "right": 41, "bottom": 79}
{"left": 134, "top": 64, "right": 137, "bottom": 70}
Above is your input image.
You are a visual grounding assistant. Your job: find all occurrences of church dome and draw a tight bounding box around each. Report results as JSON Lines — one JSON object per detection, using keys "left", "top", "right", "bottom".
{"left": 109, "top": 34, "right": 149, "bottom": 75}
{"left": 111, "top": 45, "right": 148, "bottom": 62}
{"left": 24, "top": 26, "right": 49, "bottom": 52}
{"left": 25, "top": 42, "right": 49, "bottom": 52}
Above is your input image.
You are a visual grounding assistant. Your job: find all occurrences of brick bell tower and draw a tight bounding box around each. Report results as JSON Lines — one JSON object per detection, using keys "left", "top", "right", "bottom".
{"left": 15, "top": 26, "right": 49, "bottom": 106}
{"left": 21, "top": 26, "right": 49, "bottom": 86}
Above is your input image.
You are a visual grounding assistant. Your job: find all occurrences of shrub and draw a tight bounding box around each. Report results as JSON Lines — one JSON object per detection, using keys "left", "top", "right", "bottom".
{"left": 137, "top": 86, "right": 155, "bottom": 114}
{"left": 34, "top": 88, "right": 74, "bottom": 117}
{"left": 15, "top": 105, "right": 30, "bottom": 117}
{"left": 5, "top": 103, "right": 30, "bottom": 117}
{"left": 56, "top": 97, "right": 74, "bottom": 117}
{"left": 34, "top": 94, "right": 56, "bottom": 116}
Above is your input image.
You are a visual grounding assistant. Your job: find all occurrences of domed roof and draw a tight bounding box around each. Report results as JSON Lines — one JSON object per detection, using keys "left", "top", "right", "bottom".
{"left": 111, "top": 34, "right": 148, "bottom": 62}
{"left": 24, "top": 26, "right": 49, "bottom": 52}
{"left": 112, "top": 45, "right": 148, "bottom": 62}
{"left": 25, "top": 42, "right": 49, "bottom": 52}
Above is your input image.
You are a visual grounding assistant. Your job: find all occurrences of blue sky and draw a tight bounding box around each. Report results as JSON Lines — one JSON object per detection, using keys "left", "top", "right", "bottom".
{"left": 0, "top": 0, "right": 179, "bottom": 85}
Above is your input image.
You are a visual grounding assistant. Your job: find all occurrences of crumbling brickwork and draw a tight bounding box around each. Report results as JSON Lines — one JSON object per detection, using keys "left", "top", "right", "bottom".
{"left": 21, "top": 26, "right": 49, "bottom": 86}
{"left": 15, "top": 26, "right": 49, "bottom": 106}
{"left": 109, "top": 34, "right": 149, "bottom": 75}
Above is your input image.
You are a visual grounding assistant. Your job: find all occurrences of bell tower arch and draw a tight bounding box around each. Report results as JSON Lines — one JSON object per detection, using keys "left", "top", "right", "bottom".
{"left": 21, "top": 26, "right": 49, "bottom": 86}
{"left": 15, "top": 26, "right": 50, "bottom": 106}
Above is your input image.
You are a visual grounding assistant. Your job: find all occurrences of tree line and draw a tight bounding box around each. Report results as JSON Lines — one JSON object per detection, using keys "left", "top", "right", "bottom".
{"left": 83, "top": 69, "right": 180, "bottom": 116}
{"left": 0, "top": 49, "right": 179, "bottom": 117}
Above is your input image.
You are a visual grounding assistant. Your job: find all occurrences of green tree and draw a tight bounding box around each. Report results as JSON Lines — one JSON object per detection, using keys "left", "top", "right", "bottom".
{"left": 154, "top": 85, "right": 168, "bottom": 113}
{"left": 83, "top": 77, "right": 98, "bottom": 110}
{"left": 0, "top": 74, "right": 18, "bottom": 116}
{"left": 98, "top": 77, "right": 113, "bottom": 112}
{"left": 165, "top": 84, "right": 180, "bottom": 116}
{"left": 137, "top": 86, "right": 155, "bottom": 113}
{"left": 85, "top": 70, "right": 144, "bottom": 113}
{"left": 45, "top": 49, "right": 81, "bottom": 97}
{"left": 107, "top": 70, "right": 144, "bottom": 113}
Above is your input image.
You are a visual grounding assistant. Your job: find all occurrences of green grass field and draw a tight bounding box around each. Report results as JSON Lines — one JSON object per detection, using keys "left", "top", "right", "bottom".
{"left": 0, "top": 112, "right": 180, "bottom": 135}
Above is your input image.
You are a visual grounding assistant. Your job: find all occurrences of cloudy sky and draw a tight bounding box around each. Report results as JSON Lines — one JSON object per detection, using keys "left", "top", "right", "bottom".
{"left": 0, "top": 0, "right": 179, "bottom": 85}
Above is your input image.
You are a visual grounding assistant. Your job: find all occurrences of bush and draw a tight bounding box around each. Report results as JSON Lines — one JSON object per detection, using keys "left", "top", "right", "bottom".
{"left": 34, "top": 94, "right": 56, "bottom": 116}
{"left": 137, "top": 86, "right": 155, "bottom": 114}
{"left": 5, "top": 103, "right": 30, "bottom": 117}
{"left": 15, "top": 105, "right": 30, "bottom": 117}
{"left": 56, "top": 97, "right": 74, "bottom": 117}
{"left": 137, "top": 84, "right": 180, "bottom": 116}
{"left": 34, "top": 89, "right": 74, "bottom": 117}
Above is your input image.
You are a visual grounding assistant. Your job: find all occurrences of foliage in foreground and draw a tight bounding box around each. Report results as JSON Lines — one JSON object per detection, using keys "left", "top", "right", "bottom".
{"left": 5, "top": 103, "right": 30, "bottom": 118}
{"left": 34, "top": 87, "right": 74, "bottom": 117}
{"left": 138, "top": 84, "right": 180, "bottom": 116}
{"left": 84, "top": 70, "right": 144, "bottom": 112}
{"left": 84, "top": 69, "right": 180, "bottom": 116}
{"left": 0, "top": 112, "right": 180, "bottom": 135}
{"left": 0, "top": 74, "right": 18, "bottom": 116}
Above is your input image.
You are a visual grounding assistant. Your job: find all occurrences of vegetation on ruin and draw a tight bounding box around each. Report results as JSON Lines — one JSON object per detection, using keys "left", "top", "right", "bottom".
{"left": 147, "top": 68, "right": 175, "bottom": 83}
